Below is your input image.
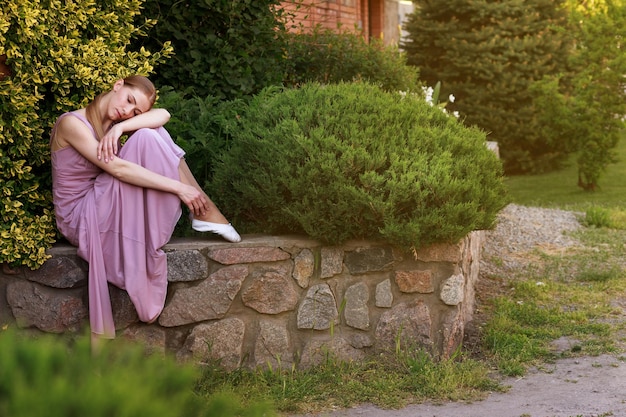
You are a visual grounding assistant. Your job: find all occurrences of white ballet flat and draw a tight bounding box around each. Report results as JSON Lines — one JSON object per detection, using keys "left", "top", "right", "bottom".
{"left": 191, "top": 219, "right": 241, "bottom": 243}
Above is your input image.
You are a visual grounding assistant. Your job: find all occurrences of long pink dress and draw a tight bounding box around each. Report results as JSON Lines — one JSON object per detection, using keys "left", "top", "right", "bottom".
{"left": 51, "top": 112, "right": 183, "bottom": 338}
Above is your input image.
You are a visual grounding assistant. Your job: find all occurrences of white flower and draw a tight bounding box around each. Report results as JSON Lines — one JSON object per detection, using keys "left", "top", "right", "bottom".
{"left": 422, "top": 86, "right": 434, "bottom": 106}
{"left": 448, "top": 94, "right": 455, "bottom": 103}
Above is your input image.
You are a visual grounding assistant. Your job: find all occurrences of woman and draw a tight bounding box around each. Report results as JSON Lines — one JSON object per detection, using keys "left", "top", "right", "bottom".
{"left": 50, "top": 75, "right": 241, "bottom": 341}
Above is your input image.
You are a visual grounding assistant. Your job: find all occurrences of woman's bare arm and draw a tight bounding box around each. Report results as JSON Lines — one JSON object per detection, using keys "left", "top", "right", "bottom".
{"left": 58, "top": 114, "right": 209, "bottom": 217}
{"left": 98, "top": 108, "right": 171, "bottom": 162}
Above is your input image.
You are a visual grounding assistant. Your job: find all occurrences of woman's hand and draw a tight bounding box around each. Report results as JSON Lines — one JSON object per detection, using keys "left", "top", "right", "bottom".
{"left": 98, "top": 124, "right": 123, "bottom": 163}
{"left": 178, "top": 184, "right": 209, "bottom": 217}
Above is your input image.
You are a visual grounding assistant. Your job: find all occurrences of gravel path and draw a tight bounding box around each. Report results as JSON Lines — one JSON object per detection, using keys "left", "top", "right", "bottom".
{"left": 480, "top": 203, "right": 583, "bottom": 276}
{"left": 292, "top": 204, "right": 626, "bottom": 417}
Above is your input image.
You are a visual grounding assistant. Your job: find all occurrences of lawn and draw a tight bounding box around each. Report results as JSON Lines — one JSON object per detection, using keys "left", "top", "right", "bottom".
{"left": 505, "top": 132, "right": 626, "bottom": 209}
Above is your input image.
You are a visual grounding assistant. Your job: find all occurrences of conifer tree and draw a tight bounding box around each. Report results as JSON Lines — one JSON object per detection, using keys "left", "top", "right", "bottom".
{"left": 403, "top": 0, "right": 572, "bottom": 174}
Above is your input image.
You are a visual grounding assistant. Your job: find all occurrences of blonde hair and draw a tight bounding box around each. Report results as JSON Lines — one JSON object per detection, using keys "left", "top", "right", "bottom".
{"left": 86, "top": 75, "right": 156, "bottom": 140}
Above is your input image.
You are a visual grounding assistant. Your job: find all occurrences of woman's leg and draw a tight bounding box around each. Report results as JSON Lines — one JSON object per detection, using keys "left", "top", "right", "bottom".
{"left": 177, "top": 158, "right": 228, "bottom": 224}
{"left": 178, "top": 158, "right": 241, "bottom": 242}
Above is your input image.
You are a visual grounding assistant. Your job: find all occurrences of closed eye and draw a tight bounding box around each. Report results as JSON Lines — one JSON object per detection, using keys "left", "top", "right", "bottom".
{"left": 128, "top": 94, "right": 142, "bottom": 116}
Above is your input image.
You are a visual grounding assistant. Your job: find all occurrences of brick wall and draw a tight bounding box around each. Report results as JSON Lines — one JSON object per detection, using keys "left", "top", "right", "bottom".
{"left": 281, "top": 0, "right": 374, "bottom": 40}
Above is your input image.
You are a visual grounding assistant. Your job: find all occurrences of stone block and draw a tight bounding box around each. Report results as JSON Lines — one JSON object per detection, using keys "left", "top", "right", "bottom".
{"left": 24, "top": 256, "right": 86, "bottom": 288}
{"left": 440, "top": 274, "right": 465, "bottom": 306}
{"left": 375, "top": 279, "right": 393, "bottom": 308}
{"left": 375, "top": 301, "right": 432, "bottom": 351}
{"left": 394, "top": 269, "right": 434, "bottom": 293}
{"left": 242, "top": 263, "right": 299, "bottom": 314}
{"left": 254, "top": 319, "right": 293, "bottom": 369}
{"left": 121, "top": 324, "right": 167, "bottom": 354}
{"left": 299, "top": 337, "right": 366, "bottom": 369}
{"left": 109, "top": 285, "right": 139, "bottom": 329}
{"left": 178, "top": 318, "right": 245, "bottom": 371}
{"left": 166, "top": 249, "right": 208, "bottom": 282}
{"left": 159, "top": 265, "right": 247, "bottom": 327}
{"left": 297, "top": 283, "right": 338, "bottom": 330}
{"left": 320, "top": 247, "right": 343, "bottom": 278}
{"left": 293, "top": 248, "right": 314, "bottom": 288}
{"left": 344, "top": 282, "right": 369, "bottom": 330}
{"left": 441, "top": 307, "right": 464, "bottom": 359}
{"left": 6, "top": 280, "right": 87, "bottom": 333}
{"left": 345, "top": 247, "right": 394, "bottom": 274}
{"left": 415, "top": 242, "right": 463, "bottom": 263}
{"left": 208, "top": 247, "right": 291, "bottom": 265}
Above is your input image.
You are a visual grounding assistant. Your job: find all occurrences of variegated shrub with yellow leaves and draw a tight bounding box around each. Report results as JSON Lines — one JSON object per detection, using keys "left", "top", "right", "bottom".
{"left": 0, "top": 0, "right": 173, "bottom": 269}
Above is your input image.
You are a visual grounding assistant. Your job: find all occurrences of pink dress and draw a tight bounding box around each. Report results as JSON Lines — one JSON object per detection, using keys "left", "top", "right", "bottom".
{"left": 51, "top": 112, "right": 183, "bottom": 338}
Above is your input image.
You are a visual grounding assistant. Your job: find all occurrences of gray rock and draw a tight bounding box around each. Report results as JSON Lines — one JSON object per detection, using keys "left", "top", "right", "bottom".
{"left": 109, "top": 285, "right": 139, "bottom": 329}
{"left": 7, "top": 280, "right": 87, "bottom": 333}
{"left": 297, "top": 283, "right": 338, "bottom": 330}
{"left": 121, "top": 325, "right": 168, "bottom": 354}
{"left": 159, "top": 265, "right": 247, "bottom": 327}
{"left": 166, "top": 249, "right": 208, "bottom": 282}
{"left": 345, "top": 247, "right": 394, "bottom": 274}
{"left": 375, "top": 279, "right": 393, "bottom": 308}
{"left": 24, "top": 256, "right": 86, "bottom": 288}
{"left": 375, "top": 301, "right": 432, "bottom": 351}
{"left": 299, "top": 337, "right": 366, "bottom": 369}
{"left": 440, "top": 274, "right": 465, "bottom": 306}
{"left": 320, "top": 247, "right": 343, "bottom": 278}
{"left": 344, "top": 282, "right": 369, "bottom": 330}
{"left": 254, "top": 319, "right": 293, "bottom": 369}
{"left": 178, "top": 318, "right": 245, "bottom": 370}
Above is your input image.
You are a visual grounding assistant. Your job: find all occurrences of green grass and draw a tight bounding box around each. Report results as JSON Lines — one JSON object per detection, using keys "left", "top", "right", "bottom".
{"left": 195, "top": 348, "right": 502, "bottom": 414}
{"left": 481, "top": 225, "right": 626, "bottom": 375}
{"left": 505, "top": 132, "right": 626, "bottom": 210}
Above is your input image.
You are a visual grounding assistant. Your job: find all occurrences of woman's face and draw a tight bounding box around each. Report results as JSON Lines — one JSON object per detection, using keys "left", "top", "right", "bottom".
{"left": 107, "top": 80, "right": 153, "bottom": 122}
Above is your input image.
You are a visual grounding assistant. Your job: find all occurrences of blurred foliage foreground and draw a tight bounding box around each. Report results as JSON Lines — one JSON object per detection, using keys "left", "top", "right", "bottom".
{"left": 0, "top": 329, "right": 275, "bottom": 417}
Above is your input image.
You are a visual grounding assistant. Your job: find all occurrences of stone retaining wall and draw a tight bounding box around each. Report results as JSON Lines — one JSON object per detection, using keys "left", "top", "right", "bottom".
{"left": 0, "top": 232, "right": 484, "bottom": 369}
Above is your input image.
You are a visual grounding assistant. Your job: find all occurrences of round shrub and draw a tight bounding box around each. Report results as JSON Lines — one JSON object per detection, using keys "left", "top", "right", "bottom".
{"left": 210, "top": 82, "right": 508, "bottom": 248}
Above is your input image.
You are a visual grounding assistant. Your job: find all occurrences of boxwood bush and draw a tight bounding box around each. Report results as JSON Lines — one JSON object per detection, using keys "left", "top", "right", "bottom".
{"left": 210, "top": 82, "right": 508, "bottom": 248}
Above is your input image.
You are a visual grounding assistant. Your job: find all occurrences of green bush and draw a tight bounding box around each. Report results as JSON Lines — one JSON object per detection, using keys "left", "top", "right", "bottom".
{"left": 284, "top": 27, "right": 422, "bottom": 93}
{"left": 135, "top": 0, "right": 288, "bottom": 100}
{"left": 0, "top": 329, "right": 276, "bottom": 417}
{"left": 156, "top": 88, "right": 246, "bottom": 191}
{"left": 210, "top": 82, "right": 508, "bottom": 248}
{"left": 0, "top": 0, "right": 172, "bottom": 269}
{"left": 583, "top": 206, "right": 613, "bottom": 228}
